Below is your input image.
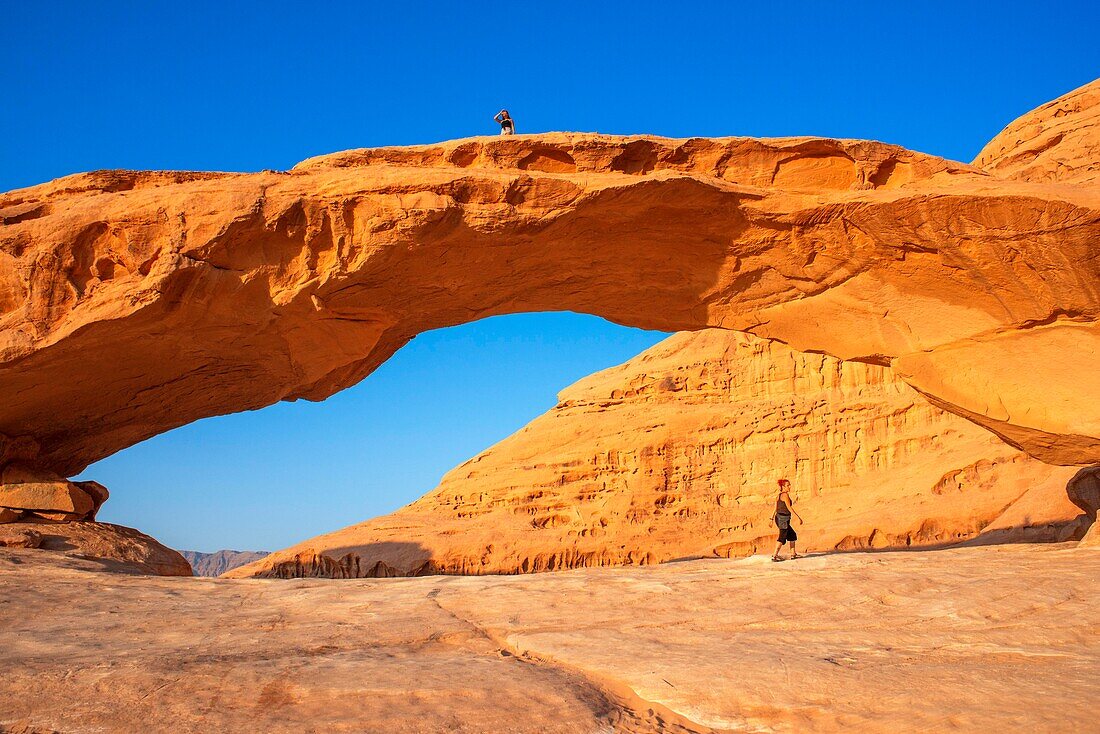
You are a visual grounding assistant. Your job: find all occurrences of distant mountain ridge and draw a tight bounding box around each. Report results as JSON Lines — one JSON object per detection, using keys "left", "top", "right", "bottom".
{"left": 180, "top": 549, "right": 269, "bottom": 577}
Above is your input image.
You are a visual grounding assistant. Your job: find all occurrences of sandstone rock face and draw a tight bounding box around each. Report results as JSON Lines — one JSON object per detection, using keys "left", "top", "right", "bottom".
{"left": 1, "top": 80, "right": 1099, "bottom": 492}
{"left": 0, "top": 521, "right": 191, "bottom": 575}
{"left": 227, "top": 331, "right": 1088, "bottom": 579}
{"left": 0, "top": 482, "right": 93, "bottom": 516}
{"left": 1067, "top": 467, "right": 1100, "bottom": 548}
{"left": 975, "top": 78, "right": 1100, "bottom": 184}
{"left": 179, "top": 549, "right": 269, "bottom": 577}
{"left": 75, "top": 480, "right": 109, "bottom": 516}
{"left": 0, "top": 465, "right": 107, "bottom": 523}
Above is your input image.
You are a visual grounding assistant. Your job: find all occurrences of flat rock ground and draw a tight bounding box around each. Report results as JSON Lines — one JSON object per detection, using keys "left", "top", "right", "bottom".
{"left": 1, "top": 545, "right": 1096, "bottom": 734}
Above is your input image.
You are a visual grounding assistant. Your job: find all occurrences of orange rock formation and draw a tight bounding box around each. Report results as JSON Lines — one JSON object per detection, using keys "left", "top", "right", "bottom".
{"left": 1, "top": 80, "right": 1099, "bottom": 480}
{"left": 227, "top": 331, "right": 1090, "bottom": 578}
{"left": 227, "top": 81, "right": 1100, "bottom": 578}
{"left": 1, "top": 79, "right": 1098, "bottom": 561}
{"left": 0, "top": 464, "right": 107, "bottom": 523}
{"left": 974, "top": 78, "right": 1100, "bottom": 184}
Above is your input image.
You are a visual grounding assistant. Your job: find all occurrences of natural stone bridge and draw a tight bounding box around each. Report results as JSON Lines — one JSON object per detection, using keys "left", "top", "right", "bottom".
{"left": 0, "top": 80, "right": 1098, "bottom": 497}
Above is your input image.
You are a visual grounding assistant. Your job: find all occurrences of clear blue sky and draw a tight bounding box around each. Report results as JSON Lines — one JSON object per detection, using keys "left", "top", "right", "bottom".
{"left": 3, "top": 2, "right": 1097, "bottom": 551}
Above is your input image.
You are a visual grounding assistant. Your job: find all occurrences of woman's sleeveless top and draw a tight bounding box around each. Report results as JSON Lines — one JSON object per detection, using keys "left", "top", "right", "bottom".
{"left": 776, "top": 496, "right": 791, "bottom": 517}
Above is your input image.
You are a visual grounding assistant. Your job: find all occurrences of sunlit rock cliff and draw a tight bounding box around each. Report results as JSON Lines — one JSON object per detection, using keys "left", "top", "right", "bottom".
{"left": 227, "top": 330, "right": 1090, "bottom": 578}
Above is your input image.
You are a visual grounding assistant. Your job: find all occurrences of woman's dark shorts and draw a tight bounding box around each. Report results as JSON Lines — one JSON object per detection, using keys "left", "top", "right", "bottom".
{"left": 778, "top": 525, "right": 798, "bottom": 544}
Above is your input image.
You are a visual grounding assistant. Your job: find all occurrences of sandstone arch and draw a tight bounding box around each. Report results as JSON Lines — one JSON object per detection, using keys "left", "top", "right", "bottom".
{"left": 0, "top": 81, "right": 1098, "bottom": 486}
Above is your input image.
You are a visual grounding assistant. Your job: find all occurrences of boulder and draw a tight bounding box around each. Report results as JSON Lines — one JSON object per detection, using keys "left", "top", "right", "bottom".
{"left": 0, "top": 528, "right": 41, "bottom": 548}
{"left": 1067, "top": 466, "right": 1100, "bottom": 546}
{"left": 969, "top": 475, "right": 1092, "bottom": 545}
{"left": 0, "top": 481, "right": 94, "bottom": 516}
{"left": 74, "top": 480, "right": 110, "bottom": 519}
{"left": 0, "top": 466, "right": 108, "bottom": 522}
{"left": 1066, "top": 466, "right": 1100, "bottom": 518}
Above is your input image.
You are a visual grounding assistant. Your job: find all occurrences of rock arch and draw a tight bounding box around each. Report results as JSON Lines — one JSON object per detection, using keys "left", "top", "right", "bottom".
{"left": 1, "top": 81, "right": 1098, "bottom": 487}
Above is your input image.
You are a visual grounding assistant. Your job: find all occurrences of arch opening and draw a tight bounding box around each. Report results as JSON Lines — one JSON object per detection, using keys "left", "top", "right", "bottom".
{"left": 72, "top": 312, "right": 670, "bottom": 552}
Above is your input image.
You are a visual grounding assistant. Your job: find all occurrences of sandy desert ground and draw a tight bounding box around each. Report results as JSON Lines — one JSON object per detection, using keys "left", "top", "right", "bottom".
{"left": 2, "top": 543, "right": 1096, "bottom": 733}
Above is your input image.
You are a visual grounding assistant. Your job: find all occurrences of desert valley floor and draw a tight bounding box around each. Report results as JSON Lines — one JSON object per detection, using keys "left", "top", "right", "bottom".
{"left": 2, "top": 543, "right": 1096, "bottom": 734}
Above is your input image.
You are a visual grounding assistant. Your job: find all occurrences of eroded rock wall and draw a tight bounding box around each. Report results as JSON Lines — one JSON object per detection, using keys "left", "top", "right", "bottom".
{"left": 227, "top": 331, "right": 1087, "bottom": 578}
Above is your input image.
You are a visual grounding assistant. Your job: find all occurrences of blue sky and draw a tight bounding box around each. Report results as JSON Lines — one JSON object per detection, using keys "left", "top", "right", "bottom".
{"left": 3, "top": 1, "right": 1097, "bottom": 551}
{"left": 77, "top": 313, "right": 669, "bottom": 552}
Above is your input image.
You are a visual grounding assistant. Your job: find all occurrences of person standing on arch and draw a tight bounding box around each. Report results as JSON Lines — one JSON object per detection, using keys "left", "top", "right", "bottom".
{"left": 494, "top": 109, "right": 515, "bottom": 135}
{"left": 772, "top": 478, "right": 803, "bottom": 561}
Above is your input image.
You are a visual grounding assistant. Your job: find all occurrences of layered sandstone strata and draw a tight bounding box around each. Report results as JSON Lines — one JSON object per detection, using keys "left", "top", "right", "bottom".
{"left": 227, "top": 330, "right": 1089, "bottom": 578}
{"left": 0, "top": 464, "right": 107, "bottom": 523}
{"left": 1, "top": 80, "right": 1099, "bottom": 497}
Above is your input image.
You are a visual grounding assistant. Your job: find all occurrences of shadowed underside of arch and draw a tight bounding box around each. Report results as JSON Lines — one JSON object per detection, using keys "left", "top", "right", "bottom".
{"left": 0, "top": 80, "right": 1099, "bottom": 482}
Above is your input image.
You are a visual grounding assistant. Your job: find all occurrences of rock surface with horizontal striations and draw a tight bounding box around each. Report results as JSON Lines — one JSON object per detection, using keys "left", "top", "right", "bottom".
{"left": 226, "top": 330, "right": 1090, "bottom": 578}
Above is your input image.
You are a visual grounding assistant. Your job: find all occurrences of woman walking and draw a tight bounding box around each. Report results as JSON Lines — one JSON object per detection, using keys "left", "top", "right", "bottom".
{"left": 772, "top": 478, "right": 803, "bottom": 561}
